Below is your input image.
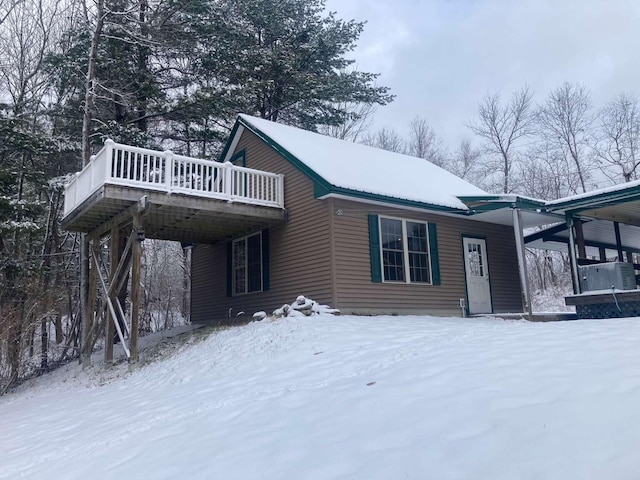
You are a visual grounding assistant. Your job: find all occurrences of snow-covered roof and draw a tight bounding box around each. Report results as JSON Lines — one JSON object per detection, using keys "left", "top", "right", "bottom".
{"left": 233, "top": 114, "right": 488, "bottom": 211}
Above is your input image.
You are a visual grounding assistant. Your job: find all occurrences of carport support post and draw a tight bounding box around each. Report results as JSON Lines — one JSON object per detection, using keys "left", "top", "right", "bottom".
{"left": 614, "top": 221, "right": 624, "bottom": 261}
{"left": 566, "top": 213, "right": 581, "bottom": 294}
{"left": 574, "top": 219, "right": 587, "bottom": 259}
{"left": 512, "top": 207, "right": 532, "bottom": 317}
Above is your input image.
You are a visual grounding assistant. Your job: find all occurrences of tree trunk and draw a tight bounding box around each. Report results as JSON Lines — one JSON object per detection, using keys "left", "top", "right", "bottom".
{"left": 40, "top": 318, "right": 48, "bottom": 371}
{"left": 82, "top": 0, "right": 105, "bottom": 167}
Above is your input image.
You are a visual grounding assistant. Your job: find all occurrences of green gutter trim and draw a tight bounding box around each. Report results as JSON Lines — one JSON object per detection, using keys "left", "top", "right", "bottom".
{"left": 457, "top": 195, "right": 547, "bottom": 211}
{"left": 545, "top": 185, "right": 640, "bottom": 213}
{"left": 316, "top": 186, "right": 469, "bottom": 214}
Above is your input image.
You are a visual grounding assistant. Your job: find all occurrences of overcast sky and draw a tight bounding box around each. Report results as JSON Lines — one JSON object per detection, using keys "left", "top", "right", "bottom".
{"left": 325, "top": 0, "right": 640, "bottom": 149}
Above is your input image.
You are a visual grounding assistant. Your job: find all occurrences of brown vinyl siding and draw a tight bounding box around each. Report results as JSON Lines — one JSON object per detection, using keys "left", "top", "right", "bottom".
{"left": 191, "top": 127, "right": 524, "bottom": 322}
{"left": 190, "top": 129, "right": 333, "bottom": 323}
{"left": 329, "top": 198, "right": 523, "bottom": 315}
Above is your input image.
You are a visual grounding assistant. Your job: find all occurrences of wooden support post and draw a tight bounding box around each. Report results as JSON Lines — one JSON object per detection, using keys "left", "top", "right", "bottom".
{"left": 105, "top": 228, "right": 120, "bottom": 363}
{"left": 574, "top": 219, "right": 587, "bottom": 259}
{"left": 614, "top": 221, "right": 624, "bottom": 261}
{"left": 566, "top": 213, "right": 581, "bottom": 294}
{"left": 130, "top": 213, "right": 143, "bottom": 363}
{"left": 82, "top": 235, "right": 98, "bottom": 367}
{"left": 80, "top": 234, "right": 91, "bottom": 367}
{"left": 599, "top": 247, "right": 607, "bottom": 262}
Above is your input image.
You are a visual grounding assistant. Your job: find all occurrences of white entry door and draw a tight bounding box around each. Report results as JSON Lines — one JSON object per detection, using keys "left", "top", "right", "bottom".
{"left": 463, "top": 237, "right": 492, "bottom": 314}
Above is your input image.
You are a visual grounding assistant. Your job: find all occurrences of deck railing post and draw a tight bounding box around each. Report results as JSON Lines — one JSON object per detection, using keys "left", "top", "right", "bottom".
{"left": 224, "top": 161, "right": 234, "bottom": 201}
{"left": 164, "top": 150, "right": 174, "bottom": 191}
{"left": 104, "top": 139, "right": 114, "bottom": 181}
{"left": 88, "top": 154, "right": 96, "bottom": 192}
{"left": 277, "top": 174, "right": 285, "bottom": 207}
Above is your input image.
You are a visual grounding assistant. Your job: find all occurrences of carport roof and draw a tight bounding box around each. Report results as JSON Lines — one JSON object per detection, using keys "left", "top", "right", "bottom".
{"left": 526, "top": 181, "right": 640, "bottom": 253}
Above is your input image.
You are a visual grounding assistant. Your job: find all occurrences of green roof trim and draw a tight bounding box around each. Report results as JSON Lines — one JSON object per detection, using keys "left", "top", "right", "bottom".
{"left": 545, "top": 184, "right": 640, "bottom": 213}
{"left": 236, "top": 116, "right": 334, "bottom": 193}
{"left": 218, "top": 121, "right": 242, "bottom": 162}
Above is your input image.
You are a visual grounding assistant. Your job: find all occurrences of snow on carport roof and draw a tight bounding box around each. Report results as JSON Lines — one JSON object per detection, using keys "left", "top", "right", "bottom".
{"left": 546, "top": 179, "right": 640, "bottom": 211}
{"left": 236, "top": 114, "right": 488, "bottom": 211}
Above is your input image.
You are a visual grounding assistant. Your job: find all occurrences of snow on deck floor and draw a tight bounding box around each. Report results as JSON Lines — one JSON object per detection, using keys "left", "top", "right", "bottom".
{"left": 3, "top": 315, "right": 640, "bottom": 479}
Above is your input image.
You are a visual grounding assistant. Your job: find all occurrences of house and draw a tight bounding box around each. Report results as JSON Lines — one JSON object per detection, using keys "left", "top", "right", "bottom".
{"left": 191, "top": 115, "right": 554, "bottom": 322}
{"left": 60, "top": 114, "right": 573, "bottom": 363}
{"left": 61, "top": 113, "right": 640, "bottom": 365}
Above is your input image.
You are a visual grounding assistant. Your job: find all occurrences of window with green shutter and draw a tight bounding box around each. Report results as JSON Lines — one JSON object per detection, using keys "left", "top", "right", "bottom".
{"left": 369, "top": 215, "right": 440, "bottom": 285}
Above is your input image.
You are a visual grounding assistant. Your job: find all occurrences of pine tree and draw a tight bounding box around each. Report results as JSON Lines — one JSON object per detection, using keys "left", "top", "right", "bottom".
{"left": 202, "top": 0, "right": 393, "bottom": 130}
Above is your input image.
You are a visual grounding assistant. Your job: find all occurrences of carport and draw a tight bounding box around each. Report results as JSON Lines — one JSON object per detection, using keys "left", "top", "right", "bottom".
{"left": 525, "top": 181, "right": 640, "bottom": 318}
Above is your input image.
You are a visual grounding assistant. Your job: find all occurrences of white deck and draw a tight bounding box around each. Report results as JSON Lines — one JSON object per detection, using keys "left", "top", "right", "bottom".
{"left": 63, "top": 140, "right": 285, "bottom": 218}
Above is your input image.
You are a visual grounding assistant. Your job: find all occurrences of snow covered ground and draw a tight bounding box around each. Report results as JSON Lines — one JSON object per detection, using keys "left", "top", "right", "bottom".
{"left": 3, "top": 314, "right": 640, "bottom": 479}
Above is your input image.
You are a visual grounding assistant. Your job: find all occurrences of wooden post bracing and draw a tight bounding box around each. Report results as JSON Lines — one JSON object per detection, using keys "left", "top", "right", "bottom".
{"left": 105, "top": 228, "right": 120, "bottom": 363}
{"left": 81, "top": 196, "right": 149, "bottom": 365}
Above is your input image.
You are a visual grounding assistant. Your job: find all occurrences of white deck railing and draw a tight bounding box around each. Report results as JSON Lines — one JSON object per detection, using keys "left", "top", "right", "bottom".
{"left": 63, "top": 140, "right": 285, "bottom": 217}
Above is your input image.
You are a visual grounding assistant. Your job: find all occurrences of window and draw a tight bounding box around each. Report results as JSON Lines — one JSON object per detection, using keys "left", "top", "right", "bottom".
{"left": 380, "top": 217, "right": 431, "bottom": 284}
{"left": 232, "top": 232, "right": 262, "bottom": 295}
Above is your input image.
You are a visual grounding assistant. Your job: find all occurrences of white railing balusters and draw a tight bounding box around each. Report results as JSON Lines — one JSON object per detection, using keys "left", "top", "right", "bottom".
{"left": 63, "top": 140, "right": 284, "bottom": 217}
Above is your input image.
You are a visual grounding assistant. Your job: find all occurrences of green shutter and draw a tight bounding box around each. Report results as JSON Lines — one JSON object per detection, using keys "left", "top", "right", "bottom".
{"left": 262, "top": 230, "right": 270, "bottom": 291}
{"left": 368, "top": 214, "right": 382, "bottom": 283}
{"left": 226, "top": 242, "right": 232, "bottom": 297}
{"left": 428, "top": 222, "right": 440, "bottom": 285}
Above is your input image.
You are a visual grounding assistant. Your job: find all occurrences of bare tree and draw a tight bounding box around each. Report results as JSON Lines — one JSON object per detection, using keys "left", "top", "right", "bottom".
{"left": 0, "top": 0, "right": 22, "bottom": 27}
{"left": 318, "top": 102, "right": 376, "bottom": 142}
{"left": 467, "top": 86, "right": 534, "bottom": 194}
{"left": 0, "top": 0, "right": 63, "bottom": 114}
{"left": 595, "top": 93, "right": 640, "bottom": 183}
{"left": 361, "top": 127, "right": 406, "bottom": 154}
{"left": 81, "top": 0, "right": 106, "bottom": 166}
{"left": 537, "top": 82, "right": 594, "bottom": 193}
{"left": 406, "top": 116, "right": 445, "bottom": 166}
{"left": 519, "top": 142, "right": 574, "bottom": 200}
{"left": 448, "top": 138, "right": 481, "bottom": 182}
